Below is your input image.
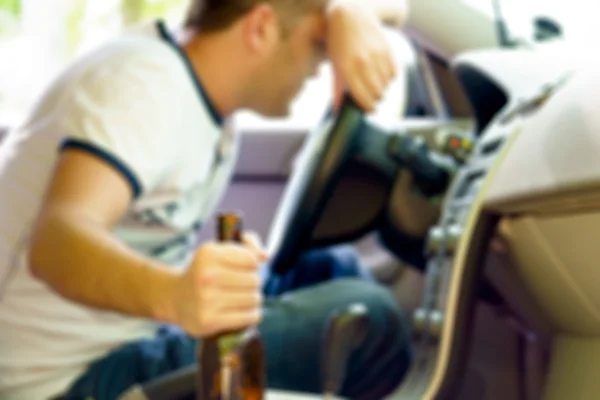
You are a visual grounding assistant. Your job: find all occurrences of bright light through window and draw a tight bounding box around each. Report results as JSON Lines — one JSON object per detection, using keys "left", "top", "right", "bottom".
{"left": 0, "top": 0, "right": 189, "bottom": 127}
{"left": 461, "top": 0, "right": 595, "bottom": 43}
{"left": 461, "top": 0, "right": 495, "bottom": 17}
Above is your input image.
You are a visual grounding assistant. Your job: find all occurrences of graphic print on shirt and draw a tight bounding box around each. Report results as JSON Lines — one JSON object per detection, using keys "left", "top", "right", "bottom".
{"left": 130, "top": 200, "right": 204, "bottom": 260}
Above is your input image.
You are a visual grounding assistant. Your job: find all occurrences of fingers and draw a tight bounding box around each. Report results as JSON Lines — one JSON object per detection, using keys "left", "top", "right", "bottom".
{"left": 359, "top": 49, "right": 396, "bottom": 109}
{"left": 212, "top": 309, "right": 263, "bottom": 333}
{"left": 202, "top": 287, "right": 263, "bottom": 334}
{"left": 203, "top": 267, "right": 261, "bottom": 291}
{"left": 242, "top": 231, "right": 269, "bottom": 261}
{"left": 380, "top": 44, "right": 397, "bottom": 79}
{"left": 242, "top": 231, "right": 263, "bottom": 250}
{"left": 358, "top": 68, "right": 385, "bottom": 111}
{"left": 376, "top": 50, "right": 397, "bottom": 87}
{"left": 184, "top": 241, "right": 266, "bottom": 337}
{"left": 214, "top": 289, "right": 263, "bottom": 312}
{"left": 199, "top": 301, "right": 262, "bottom": 336}
{"left": 198, "top": 242, "right": 262, "bottom": 271}
{"left": 337, "top": 50, "right": 397, "bottom": 113}
{"left": 342, "top": 73, "right": 379, "bottom": 113}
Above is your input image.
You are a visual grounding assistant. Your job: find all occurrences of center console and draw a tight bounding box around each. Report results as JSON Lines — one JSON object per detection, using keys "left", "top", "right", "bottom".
{"left": 393, "top": 48, "right": 572, "bottom": 399}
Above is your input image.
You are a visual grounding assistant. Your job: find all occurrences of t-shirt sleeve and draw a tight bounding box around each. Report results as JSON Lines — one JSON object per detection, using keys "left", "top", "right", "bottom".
{"left": 58, "top": 50, "right": 182, "bottom": 199}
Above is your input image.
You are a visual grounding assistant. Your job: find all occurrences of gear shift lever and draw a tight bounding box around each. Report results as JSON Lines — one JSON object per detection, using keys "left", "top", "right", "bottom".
{"left": 322, "top": 303, "right": 370, "bottom": 399}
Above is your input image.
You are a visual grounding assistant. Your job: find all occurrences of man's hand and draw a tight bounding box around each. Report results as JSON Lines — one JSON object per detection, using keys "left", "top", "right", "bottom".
{"left": 171, "top": 234, "right": 269, "bottom": 337}
{"left": 327, "top": 0, "right": 397, "bottom": 113}
{"left": 242, "top": 231, "right": 271, "bottom": 258}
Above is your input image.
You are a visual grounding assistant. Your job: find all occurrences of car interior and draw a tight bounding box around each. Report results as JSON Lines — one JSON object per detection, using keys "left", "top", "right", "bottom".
{"left": 1, "top": 0, "right": 598, "bottom": 399}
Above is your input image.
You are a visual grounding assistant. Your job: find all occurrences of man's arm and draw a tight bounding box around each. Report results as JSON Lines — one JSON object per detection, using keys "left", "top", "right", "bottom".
{"left": 330, "top": 0, "right": 409, "bottom": 27}
{"left": 326, "top": 0, "right": 409, "bottom": 111}
{"left": 29, "top": 150, "right": 179, "bottom": 323}
{"left": 26, "top": 48, "right": 263, "bottom": 336}
{"left": 364, "top": 0, "right": 409, "bottom": 27}
{"left": 30, "top": 149, "right": 263, "bottom": 336}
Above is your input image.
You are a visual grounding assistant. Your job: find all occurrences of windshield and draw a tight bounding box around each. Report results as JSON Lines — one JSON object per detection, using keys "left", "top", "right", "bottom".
{"left": 464, "top": 0, "right": 591, "bottom": 45}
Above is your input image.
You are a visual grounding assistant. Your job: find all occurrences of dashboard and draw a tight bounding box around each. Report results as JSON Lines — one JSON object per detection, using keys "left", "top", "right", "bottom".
{"left": 393, "top": 44, "right": 575, "bottom": 398}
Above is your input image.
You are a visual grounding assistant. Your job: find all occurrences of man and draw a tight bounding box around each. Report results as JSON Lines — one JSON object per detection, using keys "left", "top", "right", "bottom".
{"left": 0, "top": 0, "right": 411, "bottom": 399}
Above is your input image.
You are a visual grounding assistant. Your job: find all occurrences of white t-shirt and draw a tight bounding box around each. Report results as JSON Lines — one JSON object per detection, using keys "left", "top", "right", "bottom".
{"left": 0, "top": 20, "right": 239, "bottom": 399}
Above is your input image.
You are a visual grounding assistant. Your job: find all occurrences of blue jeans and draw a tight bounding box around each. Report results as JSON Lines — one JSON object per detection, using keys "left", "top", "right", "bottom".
{"left": 63, "top": 245, "right": 412, "bottom": 399}
{"left": 263, "top": 244, "right": 374, "bottom": 296}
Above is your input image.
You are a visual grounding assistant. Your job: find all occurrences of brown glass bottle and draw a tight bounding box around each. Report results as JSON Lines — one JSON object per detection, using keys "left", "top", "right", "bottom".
{"left": 197, "top": 212, "right": 265, "bottom": 400}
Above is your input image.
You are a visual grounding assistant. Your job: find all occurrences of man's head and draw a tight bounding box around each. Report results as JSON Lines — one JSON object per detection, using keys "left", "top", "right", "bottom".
{"left": 184, "top": 0, "right": 329, "bottom": 117}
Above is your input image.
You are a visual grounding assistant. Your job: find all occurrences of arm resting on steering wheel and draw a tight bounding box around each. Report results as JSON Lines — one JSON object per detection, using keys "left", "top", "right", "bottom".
{"left": 329, "top": 0, "right": 410, "bottom": 27}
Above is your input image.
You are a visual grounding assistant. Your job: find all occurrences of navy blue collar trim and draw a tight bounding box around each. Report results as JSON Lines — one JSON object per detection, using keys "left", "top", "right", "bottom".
{"left": 156, "top": 20, "right": 224, "bottom": 127}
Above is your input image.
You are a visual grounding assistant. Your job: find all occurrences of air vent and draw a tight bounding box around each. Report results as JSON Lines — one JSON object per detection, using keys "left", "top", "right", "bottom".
{"left": 454, "top": 169, "right": 486, "bottom": 199}
{"left": 480, "top": 137, "right": 505, "bottom": 155}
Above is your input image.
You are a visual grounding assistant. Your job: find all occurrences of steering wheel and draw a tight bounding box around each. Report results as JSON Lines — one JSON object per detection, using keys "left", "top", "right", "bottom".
{"left": 266, "top": 95, "right": 365, "bottom": 276}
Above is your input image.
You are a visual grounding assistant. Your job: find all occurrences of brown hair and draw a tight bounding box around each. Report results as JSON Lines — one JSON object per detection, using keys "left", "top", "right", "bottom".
{"left": 184, "top": 0, "right": 327, "bottom": 33}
